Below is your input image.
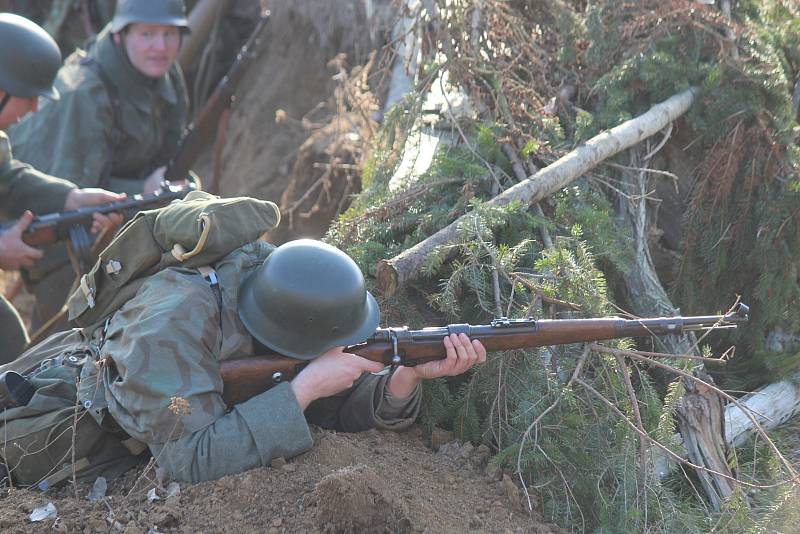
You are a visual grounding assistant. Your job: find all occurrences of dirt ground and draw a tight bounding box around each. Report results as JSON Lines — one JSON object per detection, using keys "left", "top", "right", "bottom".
{"left": 0, "top": 425, "right": 562, "bottom": 533}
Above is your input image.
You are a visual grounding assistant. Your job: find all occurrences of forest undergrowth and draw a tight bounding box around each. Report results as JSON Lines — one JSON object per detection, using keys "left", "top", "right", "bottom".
{"left": 325, "top": 1, "right": 800, "bottom": 531}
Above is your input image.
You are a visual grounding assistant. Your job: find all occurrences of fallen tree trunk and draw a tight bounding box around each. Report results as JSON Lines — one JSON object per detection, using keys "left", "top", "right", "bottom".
{"left": 653, "top": 377, "right": 800, "bottom": 478}
{"left": 725, "top": 378, "right": 800, "bottom": 447}
{"left": 376, "top": 87, "right": 698, "bottom": 295}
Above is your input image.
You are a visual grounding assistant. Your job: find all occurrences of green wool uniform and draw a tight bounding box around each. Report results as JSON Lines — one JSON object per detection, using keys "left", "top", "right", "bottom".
{"left": 0, "top": 131, "right": 76, "bottom": 364}
{"left": 5, "top": 241, "right": 421, "bottom": 484}
{"left": 8, "top": 24, "right": 189, "bottom": 328}
{"left": 10, "top": 25, "right": 188, "bottom": 193}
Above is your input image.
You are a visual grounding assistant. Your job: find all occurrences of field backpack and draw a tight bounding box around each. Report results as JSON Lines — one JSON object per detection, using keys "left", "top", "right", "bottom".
{"left": 0, "top": 191, "right": 280, "bottom": 487}
{"left": 67, "top": 189, "right": 280, "bottom": 330}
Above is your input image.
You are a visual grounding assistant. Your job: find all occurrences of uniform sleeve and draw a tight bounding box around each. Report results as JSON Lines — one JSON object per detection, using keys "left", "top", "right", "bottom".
{"left": 305, "top": 371, "right": 422, "bottom": 433}
{"left": 8, "top": 70, "right": 111, "bottom": 188}
{"left": 0, "top": 132, "right": 76, "bottom": 218}
{"left": 99, "top": 270, "right": 314, "bottom": 483}
{"left": 148, "top": 383, "right": 313, "bottom": 483}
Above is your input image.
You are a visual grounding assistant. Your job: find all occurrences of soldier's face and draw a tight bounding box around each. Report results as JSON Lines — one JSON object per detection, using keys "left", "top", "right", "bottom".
{"left": 117, "top": 23, "right": 181, "bottom": 78}
{"left": 0, "top": 93, "right": 38, "bottom": 130}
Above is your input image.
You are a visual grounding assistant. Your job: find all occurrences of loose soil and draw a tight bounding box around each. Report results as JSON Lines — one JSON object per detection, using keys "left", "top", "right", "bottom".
{"left": 0, "top": 426, "right": 563, "bottom": 533}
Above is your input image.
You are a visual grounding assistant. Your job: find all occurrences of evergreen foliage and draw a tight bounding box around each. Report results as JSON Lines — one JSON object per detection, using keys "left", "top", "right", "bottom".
{"left": 326, "top": 0, "right": 800, "bottom": 530}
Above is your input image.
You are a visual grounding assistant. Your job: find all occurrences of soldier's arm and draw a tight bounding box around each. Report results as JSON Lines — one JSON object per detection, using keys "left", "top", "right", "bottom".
{"left": 149, "top": 383, "right": 314, "bottom": 483}
{"left": 99, "top": 271, "right": 314, "bottom": 483}
{"left": 303, "top": 371, "right": 422, "bottom": 433}
{"left": 0, "top": 133, "right": 76, "bottom": 218}
{"left": 301, "top": 333, "right": 487, "bottom": 433}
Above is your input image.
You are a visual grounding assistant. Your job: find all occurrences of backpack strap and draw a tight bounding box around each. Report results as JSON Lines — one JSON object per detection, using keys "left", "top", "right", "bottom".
{"left": 197, "top": 266, "right": 224, "bottom": 338}
{"left": 80, "top": 56, "right": 123, "bottom": 189}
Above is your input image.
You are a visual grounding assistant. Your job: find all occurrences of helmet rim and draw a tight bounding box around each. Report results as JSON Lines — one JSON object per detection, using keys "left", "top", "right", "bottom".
{"left": 0, "top": 13, "right": 61, "bottom": 100}
{"left": 238, "top": 282, "right": 380, "bottom": 360}
{"left": 237, "top": 239, "right": 381, "bottom": 360}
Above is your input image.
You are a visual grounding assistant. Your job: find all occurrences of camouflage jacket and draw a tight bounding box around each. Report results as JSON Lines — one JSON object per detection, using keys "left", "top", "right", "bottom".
{"left": 0, "top": 130, "right": 75, "bottom": 219}
{"left": 77, "top": 241, "right": 421, "bottom": 483}
{"left": 8, "top": 25, "right": 188, "bottom": 196}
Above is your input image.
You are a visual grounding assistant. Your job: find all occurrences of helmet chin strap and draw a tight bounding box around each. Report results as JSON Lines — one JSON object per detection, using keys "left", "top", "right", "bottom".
{"left": 0, "top": 93, "right": 10, "bottom": 115}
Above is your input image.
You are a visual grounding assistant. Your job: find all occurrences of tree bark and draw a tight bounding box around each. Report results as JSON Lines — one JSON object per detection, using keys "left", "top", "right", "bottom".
{"left": 614, "top": 144, "right": 738, "bottom": 509}
{"left": 382, "top": 0, "right": 423, "bottom": 115}
{"left": 725, "top": 378, "right": 800, "bottom": 446}
{"left": 376, "top": 87, "right": 698, "bottom": 295}
{"left": 675, "top": 375, "right": 736, "bottom": 511}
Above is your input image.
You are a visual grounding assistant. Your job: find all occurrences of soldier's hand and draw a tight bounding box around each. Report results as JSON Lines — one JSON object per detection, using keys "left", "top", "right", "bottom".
{"left": 0, "top": 211, "right": 44, "bottom": 270}
{"left": 385, "top": 334, "right": 487, "bottom": 399}
{"left": 142, "top": 166, "right": 167, "bottom": 195}
{"left": 143, "top": 167, "right": 190, "bottom": 196}
{"left": 290, "top": 347, "right": 385, "bottom": 410}
{"left": 412, "top": 333, "right": 487, "bottom": 380}
{"left": 64, "top": 188, "right": 126, "bottom": 234}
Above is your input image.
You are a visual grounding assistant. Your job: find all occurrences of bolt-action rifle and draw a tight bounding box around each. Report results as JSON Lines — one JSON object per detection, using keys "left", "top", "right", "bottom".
{"left": 164, "top": 11, "right": 271, "bottom": 186}
{"left": 0, "top": 182, "right": 195, "bottom": 273}
{"left": 220, "top": 303, "right": 750, "bottom": 407}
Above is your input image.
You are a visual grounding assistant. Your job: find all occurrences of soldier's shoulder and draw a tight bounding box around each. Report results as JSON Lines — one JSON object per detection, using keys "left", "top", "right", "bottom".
{"left": 217, "top": 240, "right": 275, "bottom": 269}
{"left": 55, "top": 50, "right": 106, "bottom": 95}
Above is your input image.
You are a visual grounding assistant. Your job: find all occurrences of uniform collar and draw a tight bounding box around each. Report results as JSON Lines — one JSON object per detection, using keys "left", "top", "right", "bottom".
{"left": 91, "top": 25, "right": 179, "bottom": 112}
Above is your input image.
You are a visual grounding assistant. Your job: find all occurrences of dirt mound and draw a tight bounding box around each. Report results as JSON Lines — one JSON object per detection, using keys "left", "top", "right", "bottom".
{"left": 312, "top": 464, "right": 406, "bottom": 532}
{"left": 0, "top": 426, "right": 563, "bottom": 533}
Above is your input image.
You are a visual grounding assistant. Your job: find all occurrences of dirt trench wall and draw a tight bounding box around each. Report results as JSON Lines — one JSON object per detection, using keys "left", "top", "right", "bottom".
{"left": 218, "top": 0, "right": 394, "bottom": 209}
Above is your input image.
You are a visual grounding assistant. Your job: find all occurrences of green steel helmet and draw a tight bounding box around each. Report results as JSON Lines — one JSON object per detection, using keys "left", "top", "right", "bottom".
{"left": 110, "top": 0, "right": 190, "bottom": 33}
{"left": 238, "top": 239, "right": 380, "bottom": 361}
{"left": 0, "top": 13, "right": 60, "bottom": 100}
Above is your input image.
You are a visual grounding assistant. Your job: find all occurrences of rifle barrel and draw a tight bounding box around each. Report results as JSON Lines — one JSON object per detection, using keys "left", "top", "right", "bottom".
{"left": 351, "top": 303, "right": 750, "bottom": 365}
{"left": 220, "top": 303, "right": 749, "bottom": 405}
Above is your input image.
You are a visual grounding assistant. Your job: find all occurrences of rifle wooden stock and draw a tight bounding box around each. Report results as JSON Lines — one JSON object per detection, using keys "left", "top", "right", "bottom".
{"left": 164, "top": 12, "right": 270, "bottom": 183}
{"left": 220, "top": 304, "right": 749, "bottom": 406}
{"left": 0, "top": 183, "right": 194, "bottom": 247}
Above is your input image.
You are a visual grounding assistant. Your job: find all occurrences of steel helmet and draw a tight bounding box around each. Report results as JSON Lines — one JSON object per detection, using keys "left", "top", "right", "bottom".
{"left": 110, "top": 0, "right": 190, "bottom": 33}
{"left": 0, "top": 13, "right": 61, "bottom": 100}
{"left": 238, "top": 239, "right": 380, "bottom": 360}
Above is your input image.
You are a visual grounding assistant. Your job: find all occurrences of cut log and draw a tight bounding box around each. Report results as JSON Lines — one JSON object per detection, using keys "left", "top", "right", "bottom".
{"left": 376, "top": 87, "right": 698, "bottom": 295}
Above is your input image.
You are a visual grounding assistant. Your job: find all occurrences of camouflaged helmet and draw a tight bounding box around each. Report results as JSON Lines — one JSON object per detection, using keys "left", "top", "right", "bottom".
{"left": 238, "top": 239, "right": 380, "bottom": 361}
{"left": 110, "top": 0, "right": 190, "bottom": 33}
{"left": 0, "top": 13, "right": 61, "bottom": 100}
